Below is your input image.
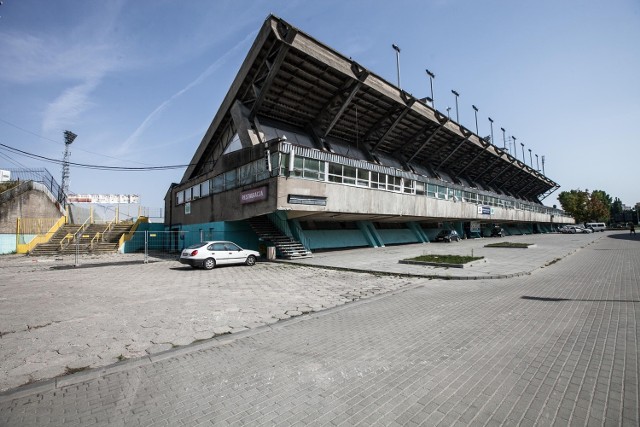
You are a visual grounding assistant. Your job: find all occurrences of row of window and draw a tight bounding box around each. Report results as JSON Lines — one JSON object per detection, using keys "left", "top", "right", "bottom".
{"left": 175, "top": 151, "right": 561, "bottom": 216}
{"left": 291, "top": 156, "right": 520, "bottom": 209}
{"left": 176, "top": 157, "right": 272, "bottom": 205}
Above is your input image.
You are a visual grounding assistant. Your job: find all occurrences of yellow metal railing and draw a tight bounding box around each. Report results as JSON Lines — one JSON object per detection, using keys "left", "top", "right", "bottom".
{"left": 118, "top": 216, "right": 149, "bottom": 249}
{"left": 59, "top": 233, "right": 75, "bottom": 251}
{"left": 16, "top": 216, "right": 67, "bottom": 254}
{"left": 102, "top": 220, "right": 115, "bottom": 242}
{"left": 89, "top": 232, "right": 102, "bottom": 249}
{"left": 59, "top": 217, "right": 92, "bottom": 251}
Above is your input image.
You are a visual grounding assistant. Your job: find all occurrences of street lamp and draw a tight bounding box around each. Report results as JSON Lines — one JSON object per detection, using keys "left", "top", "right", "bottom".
{"left": 392, "top": 44, "right": 401, "bottom": 89}
{"left": 472, "top": 105, "right": 479, "bottom": 135}
{"left": 535, "top": 154, "right": 540, "bottom": 171}
{"left": 451, "top": 90, "right": 460, "bottom": 122}
{"left": 520, "top": 142, "right": 525, "bottom": 163}
{"left": 501, "top": 127, "right": 507, "bottom": 151}
{"left": 446, "top": 107, "right": 451, "bottom": 119}
{"left": 512, "top": 136, "right": 517, "bottom": 157}
{"left": 528, "top": 148, "right": 533, "bottom": 167}
{"left": 488, "top": 117, "right": 494, "bottom": 145}
{"left": 426, "top": 69, "right": 435, "bottom": 109}
{"left": 541, "top": 155, "right": 546, "bottom": 175}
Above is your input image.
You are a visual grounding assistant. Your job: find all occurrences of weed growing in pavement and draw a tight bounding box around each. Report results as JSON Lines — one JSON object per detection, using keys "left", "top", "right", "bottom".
{"left": 64, "top": 366, "right": 89, "bottom": 375}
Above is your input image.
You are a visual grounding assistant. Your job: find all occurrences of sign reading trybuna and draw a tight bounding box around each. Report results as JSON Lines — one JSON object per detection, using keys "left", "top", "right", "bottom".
{"left": 240, "top": 186, "right": 268, "bottom": 204}
{"left": 478, "top": 205, "right": 492, "bottom": 215}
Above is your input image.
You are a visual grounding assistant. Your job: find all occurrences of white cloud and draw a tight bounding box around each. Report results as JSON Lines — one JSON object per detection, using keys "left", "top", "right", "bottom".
{"left": 0, "top": 1, "right": 127, "bottom": 133}
{"left": 116, "top": 29, "right": 258, "bottom": 155}
{"left": 42, "top": 78, "right": 99, "bottom": 133}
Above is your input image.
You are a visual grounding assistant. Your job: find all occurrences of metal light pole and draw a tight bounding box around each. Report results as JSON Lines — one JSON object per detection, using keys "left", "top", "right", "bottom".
{"left": 488, "top": 117, "right": 494, "bottom": 145}
{"left": 472, "top": 105, "right": 479, "bottom": 135}
{"left": 392, "top": 44, "right": 401, "bottom": 89}
{"left": 541, "top": 155, "right": 546, "bottom": 175}
{"left": 528, "top": 148, "right": 533, "bottom": 167}
{"left": 61, "top": 130, "right": 77, "bottom": 204}
{"left": 520, "top": 142, "right": 525, "bottom": 162}
{"left": 501, "top": 127, "right": 507, "bottom": 151}
{"left": 426, "top": 69, "right": 435, "bottom": 109}
{"left": 512, "top": 136, "right": 517, "bottom": 157}
{"left": 535, "top": 154, "right": 540, "bottom": 171}
{"left": 451, "top": 90, "right": 460, "bottom": 122}
{"left": 446, "top": 107, "right": 451, "bottom": 119}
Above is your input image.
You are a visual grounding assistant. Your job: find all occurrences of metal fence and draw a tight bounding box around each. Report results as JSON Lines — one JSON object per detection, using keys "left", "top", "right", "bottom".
{"left": 19, "top": 229, "right": 261, "bottom": 267}
{"left": 5, "top": 168, "right": 63, "bottom": 203}
{"left": 122, "top": 230, "right": 259, "bottom": 259}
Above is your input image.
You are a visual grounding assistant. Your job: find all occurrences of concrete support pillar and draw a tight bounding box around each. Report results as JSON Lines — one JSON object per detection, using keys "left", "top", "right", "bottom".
{"left": 357, "top": 221, "right": 385, "bottom": 248}
{"left": 407, "top": 222, "right": 429, "bottom": 242}
{"left": 230, "top": 100, "right": 263, "bottom": 148}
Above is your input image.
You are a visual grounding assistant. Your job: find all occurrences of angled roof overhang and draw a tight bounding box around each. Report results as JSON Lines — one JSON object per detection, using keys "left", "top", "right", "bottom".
{"left": 183, "top": 15, "right": 559, "bottom": 200}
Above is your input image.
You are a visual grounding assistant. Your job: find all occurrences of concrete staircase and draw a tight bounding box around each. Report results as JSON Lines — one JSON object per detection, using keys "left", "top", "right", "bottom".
{"left": 247, "top": 216, "right": 312, "bottom": 260}
{"left": 29, "top": 223, "right": 134, "bottom": 256}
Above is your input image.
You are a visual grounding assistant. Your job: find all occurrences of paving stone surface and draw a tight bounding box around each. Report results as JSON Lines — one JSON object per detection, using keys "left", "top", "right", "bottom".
{"left": 0, "top": 231, "right": 638, "bottom": 426}
{"left": 0, "top": 254, "right": 415, "bottom": 392}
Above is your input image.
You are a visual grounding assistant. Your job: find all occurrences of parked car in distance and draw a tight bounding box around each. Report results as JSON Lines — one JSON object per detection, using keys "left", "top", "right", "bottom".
{"left": 179, "top": 241, "right": 260, "bottom": 270}
{"left": 490, "top": 226, "right": 504, "bottom": 237}
{"left": 559, "top": 225, "right": 577, "bottom": 234}
{"left": 561, "top": 225, "right": 592, "bottom": 234}
{"left": 585, "top": 222, "right": 606, "bottom": 232}
{"left": 435, "top": 229, "right": 461, "bottom": 242}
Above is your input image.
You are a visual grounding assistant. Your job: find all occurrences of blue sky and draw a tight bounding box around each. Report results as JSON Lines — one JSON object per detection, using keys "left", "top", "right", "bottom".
{"left": 1, "top": 0, "right": 639, "bottom": 214}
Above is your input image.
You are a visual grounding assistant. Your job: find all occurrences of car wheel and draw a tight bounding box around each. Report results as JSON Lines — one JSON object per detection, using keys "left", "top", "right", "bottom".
{"left": 245, "top": 255, "right": 256, "bottom": 266}
{"left": 203, "top": 258, "right": 216, "bottom": 270}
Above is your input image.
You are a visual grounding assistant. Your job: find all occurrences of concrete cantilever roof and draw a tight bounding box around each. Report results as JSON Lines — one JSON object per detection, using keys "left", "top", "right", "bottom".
{"left": 183, "top": 14, "right": 559, "bottom": 201}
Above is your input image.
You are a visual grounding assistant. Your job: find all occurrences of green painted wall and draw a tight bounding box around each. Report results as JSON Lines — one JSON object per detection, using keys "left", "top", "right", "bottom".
{"left": 305, "top": 229, "right": 369, "bottom": 250}
{"left": 377, "top": 229, "right": 420, "bottom": 245}
{"left": 123, "top": 221, "right": 260, "bottom": 253}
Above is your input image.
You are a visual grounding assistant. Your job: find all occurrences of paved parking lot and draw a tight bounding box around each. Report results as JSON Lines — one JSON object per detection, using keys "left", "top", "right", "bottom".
{"left": 0, "top": 232, "right": 604, "bottom": 393}
{"left": 0, "top": 231, "right": 637, "bottom": 426}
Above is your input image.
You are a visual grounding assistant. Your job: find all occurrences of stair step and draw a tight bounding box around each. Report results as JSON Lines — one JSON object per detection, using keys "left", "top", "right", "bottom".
{"left": 248, "top": 215, "right": 312, "bottom": 260}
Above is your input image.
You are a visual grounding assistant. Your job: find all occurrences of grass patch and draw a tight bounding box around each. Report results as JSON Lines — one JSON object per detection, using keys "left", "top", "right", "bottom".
{"left": 409, "top": 254, "right": 484, "bottom": 264}
{"left": 484, "top": 242, "right": 532, "bottom": 248}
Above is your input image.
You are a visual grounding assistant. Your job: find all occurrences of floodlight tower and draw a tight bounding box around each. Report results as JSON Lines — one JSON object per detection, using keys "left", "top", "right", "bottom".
{"left": 61, "top": 130, "right": 77, "bottom": 202}
{"left": 392, "top": 44, "right": 401, "bottom": 89}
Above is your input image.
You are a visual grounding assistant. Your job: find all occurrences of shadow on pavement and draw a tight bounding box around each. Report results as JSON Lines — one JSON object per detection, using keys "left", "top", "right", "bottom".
{"left": 522, "top": 295, "right": 639, "bottom": 303}
{"left": 606, "top": 233, "right": 639, "bottom": 241}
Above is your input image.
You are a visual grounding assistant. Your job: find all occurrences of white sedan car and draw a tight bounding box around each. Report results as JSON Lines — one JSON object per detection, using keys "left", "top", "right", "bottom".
{"left": 179, "top": 241, "right": 260, "bottom": 270}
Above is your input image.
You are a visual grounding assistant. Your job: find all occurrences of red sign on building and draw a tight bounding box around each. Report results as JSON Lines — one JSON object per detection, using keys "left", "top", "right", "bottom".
{"left": 240, "top": 186, "right": 268, "bottom": 204}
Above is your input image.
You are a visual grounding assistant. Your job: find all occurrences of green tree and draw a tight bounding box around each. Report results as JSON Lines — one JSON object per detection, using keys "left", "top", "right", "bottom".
{"left": 587, "top": 189, "right": 612, "bottom": 222}
{"left": 611, "top": 197, "right": 623, "bottom": 220}
{"left": 558, "top": 189, "right": 589, "bottom": 222}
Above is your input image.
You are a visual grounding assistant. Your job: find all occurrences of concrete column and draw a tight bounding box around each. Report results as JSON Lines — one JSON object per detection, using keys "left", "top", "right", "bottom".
{"left": 230, "top": 100, "right": 263, "bottom": 147}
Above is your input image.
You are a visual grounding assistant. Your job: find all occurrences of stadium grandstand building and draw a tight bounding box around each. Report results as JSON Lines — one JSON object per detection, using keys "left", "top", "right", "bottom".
{"left": 165, "top": 15, "right": 573, "bottom": 255}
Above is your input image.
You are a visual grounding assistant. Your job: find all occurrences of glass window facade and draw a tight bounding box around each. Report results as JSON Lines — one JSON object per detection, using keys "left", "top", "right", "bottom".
{"left": 173, "top": 142, "right": 567, "bottom": 219}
